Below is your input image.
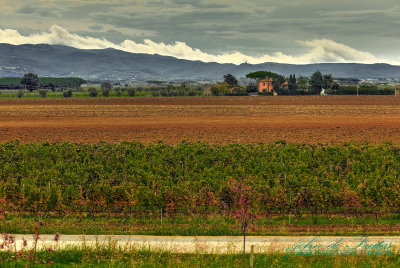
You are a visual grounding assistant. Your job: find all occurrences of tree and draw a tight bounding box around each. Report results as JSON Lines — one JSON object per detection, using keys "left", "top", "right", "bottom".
{"left": 17, "top": 89, "right": 24, "bottom": 98}
{"left": 210, "top": 82, "right": 230, "bottom": 96}
{"left": 246, "top": 71, "right": 285, "bottom": 94}
{"left": 20, "top": 73, "right": 40, "bottom": 92}
{"left": 101, "top": 81, "right": 112, "bottom": 97}
{"left": 288, "top": 74, "right": 298, "bottom": 92}
{"left": 231, "top": 86, "right": 246, "bottom": 94}
{"left": 101, "top": 81, "right": 113, "bottom": 96}
{"left": 101, "top": 82, "right": 113, "bottom": 91}
{"left": 114, "top": 87, "right": 122, "bottom": 97}
{"left": 246, "top": 83, "right": 258, "bottom": 93}
{"left": 181, "top": 81, "right": 189, "bottom": 89}
{"left": 88, "top": 88, "right": 98, "bottom": 97}
{"left": 224, "top": 74, "right": 238, "bottom": 86}
{"left": 309, "top": 71, "right": 323, "bottom": 94}
{"left": 297, "top": 76, "right": 308, "bottom": 91}
{"left": 246, "top": 71, "right": 278, "bottom": 80}
{"left": 272, "top": 74, "right": 286, "bottom": 94}
{"left": 323, "top": 74, "right": 334, "bottom": 89}
{"left": 127, "top": 88, "right": 136, "bottom": 97}
{"left": 47, "top": 82, "right": 56, "bottom": 92}
{"left": 227, "top": 178, "right": 260, "bottom": 268}
{"left": 69, "top": 78, "right": 86, "bottom": 89}
{"left": 331, "top": 81, "right": 340, "bottom": 90}
{"left": 39, "top": 89, "right": 48, "bottom": 98}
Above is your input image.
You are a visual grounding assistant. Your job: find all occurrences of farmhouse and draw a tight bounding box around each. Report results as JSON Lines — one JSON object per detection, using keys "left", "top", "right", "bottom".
{"left": 258, "top": 78, "right": 273, "bottom": 93}
{"left": 257, "top": 79, "right": 289, "bottom": 94}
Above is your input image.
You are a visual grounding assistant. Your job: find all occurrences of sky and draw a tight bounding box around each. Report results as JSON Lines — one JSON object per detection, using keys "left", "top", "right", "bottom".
{"left": 0, "top": 0, "right": 400, "bottom": 65}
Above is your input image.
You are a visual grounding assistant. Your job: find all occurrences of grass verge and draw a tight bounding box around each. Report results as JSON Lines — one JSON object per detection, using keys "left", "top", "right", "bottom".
{"left": 0, "top": 245, "right": 399, "bottom": 267}
{"left": 1, "top": 213, "right": 400, "bottom": 236}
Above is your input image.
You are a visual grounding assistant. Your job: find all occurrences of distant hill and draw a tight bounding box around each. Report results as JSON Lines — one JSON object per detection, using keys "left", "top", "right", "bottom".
{"left": 1, "top": 44, "right": 400, "bottom": 81}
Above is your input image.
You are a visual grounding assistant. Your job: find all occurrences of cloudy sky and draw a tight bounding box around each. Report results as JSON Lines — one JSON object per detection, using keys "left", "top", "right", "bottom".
{"left": 0, "top": 0, "right": 400, "bottom": 64}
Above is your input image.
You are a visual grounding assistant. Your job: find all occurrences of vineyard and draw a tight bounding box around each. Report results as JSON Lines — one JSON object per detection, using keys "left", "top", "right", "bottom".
{"left": 1, "top": 141, "right": 399, "bottom": 221}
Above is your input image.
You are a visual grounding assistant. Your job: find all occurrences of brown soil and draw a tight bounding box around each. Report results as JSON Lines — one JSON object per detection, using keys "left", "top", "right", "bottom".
{"left": 2, "top": 96, "right": 400, "bottom": 144}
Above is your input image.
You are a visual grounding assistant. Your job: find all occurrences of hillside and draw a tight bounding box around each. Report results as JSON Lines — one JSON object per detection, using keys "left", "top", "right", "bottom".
{"left": 1, "top": 44, "right": 400, "bottom": 81}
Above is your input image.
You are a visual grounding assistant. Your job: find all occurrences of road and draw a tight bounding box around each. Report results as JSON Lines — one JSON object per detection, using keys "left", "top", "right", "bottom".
{"left": 2, "top": 235, "right": 400, "bottom": 254}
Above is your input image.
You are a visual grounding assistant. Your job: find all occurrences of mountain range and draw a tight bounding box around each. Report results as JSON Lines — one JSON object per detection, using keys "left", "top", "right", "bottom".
{"left": 1, "top": 43, "right": 400, "bottom": 81}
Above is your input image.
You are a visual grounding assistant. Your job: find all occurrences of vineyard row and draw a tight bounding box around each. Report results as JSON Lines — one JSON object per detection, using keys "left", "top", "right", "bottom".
{"left": 1, "top": 141, "right": 400, "bottom": 216}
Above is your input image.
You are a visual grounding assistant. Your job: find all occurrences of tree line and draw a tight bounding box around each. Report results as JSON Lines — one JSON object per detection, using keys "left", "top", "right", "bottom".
{"left": 208, "top": 71, "right": 340, "bottom": 96}
{"left": 246, "top": 70, "right": 339, "bottom": 95}
{"left": 0, "top": 73, "right": 86, "bottom": 91}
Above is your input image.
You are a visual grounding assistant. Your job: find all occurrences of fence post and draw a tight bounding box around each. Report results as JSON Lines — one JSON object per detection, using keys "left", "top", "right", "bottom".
{"left": 160, "top": 207, "right": 163, "bottom": 224}
{"left": 289, "top": 193, "right": 292, "bottom": 224}
{"left": 250, "top": 245, "right": 254, "bottom": 268}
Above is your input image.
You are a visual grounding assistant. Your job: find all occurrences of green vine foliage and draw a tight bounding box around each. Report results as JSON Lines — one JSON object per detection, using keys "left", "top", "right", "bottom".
{"left": 0, "top": 141, "right": 399, "bottom": 216}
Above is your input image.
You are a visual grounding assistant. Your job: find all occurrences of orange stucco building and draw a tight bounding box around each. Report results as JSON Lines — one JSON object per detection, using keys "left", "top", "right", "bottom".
{"left": 258, "top": 78, "right": 274, "bottom": 93}
{"left": 258, "top": 79, "right": 289, "bottom": 93}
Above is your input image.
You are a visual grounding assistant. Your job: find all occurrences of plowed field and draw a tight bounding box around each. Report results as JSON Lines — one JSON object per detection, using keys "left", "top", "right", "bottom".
{"left": 2, "top": 96, "right": 400, "bottom": 144}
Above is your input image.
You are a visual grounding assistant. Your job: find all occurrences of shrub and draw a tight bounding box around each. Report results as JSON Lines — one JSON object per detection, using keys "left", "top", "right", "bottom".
{"left": 39, "top": 89, "right": 48, "bottom": 98}
{"left": 258, "top": 92, "right": 273, "bottom": 96}
{"left": 17, "top": 90, "right": 24, "bottom": 98}
{"left": 62, "top": 89, "right": 72, "bottom": 97}
{"left": 224, "top": 92, "right": 249, "bottom": 96}
{"left": 152, "top": 91, "right": 160, "bottom": 97}
{"left": 88, "top": 88, "right": 98, "bottom": 97}
{"left": 246, "top": 84, "right": 258, "bottom": 93}
{"left": 127, "top": 88, "right": 135, "bottom": 97}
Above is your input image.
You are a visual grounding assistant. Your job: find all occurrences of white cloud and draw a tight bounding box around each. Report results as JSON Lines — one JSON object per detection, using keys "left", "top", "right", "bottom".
{"left": 0, "top": 25, "right": 396, "bottom": 65}
{"left": 0, "top": 25, "right": 115, "bottom": 49}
